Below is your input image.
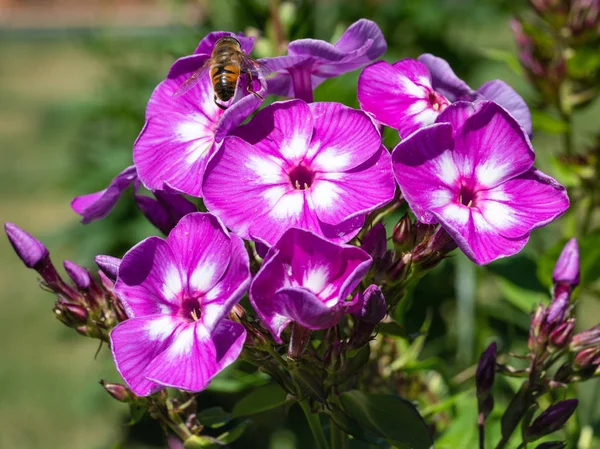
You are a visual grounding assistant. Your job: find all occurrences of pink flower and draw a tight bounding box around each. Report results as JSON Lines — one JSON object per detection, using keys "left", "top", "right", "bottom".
{"left": 392, "top": 101, "right": 569, "bottom": 265}
{"left": 110, "top": 213, "right": 250, "bottom": 395}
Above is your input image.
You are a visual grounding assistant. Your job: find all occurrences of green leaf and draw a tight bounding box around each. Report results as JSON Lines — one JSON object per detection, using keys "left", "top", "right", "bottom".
{"left": 231, "top": 384, "right": 289, "bottom": 418}
{"left": 531, "top": 111, "right": 569, "bottom": 134}
{"left": 218, "top": 420, "right": 250, "bottom": 444}
{"left": 197, "top": 406, "right": 230, "bottom": 428}
{"left": 495, "top": 277, "right": 548, "bottom": 314}
{"left": 482, "top": 48, "right": 524, "bottom": 77}
{"left": 340, "top": 390, "right": 433, "bottom": 449}
{"left": 128, "top": 401, "right": 147, "bottom": 425}
{"left": 378, "top": 321, "right": 410, "bottom": 339}
{"left": 183, "top": 435, "right": 221, "bottom": 449}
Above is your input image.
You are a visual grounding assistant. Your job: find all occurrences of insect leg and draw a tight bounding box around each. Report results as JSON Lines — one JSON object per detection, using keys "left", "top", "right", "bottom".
{"left": 245, "top": 71, "right": 264, "bottom": 100}
{"left": 214, "top": 94, "right": 228, "bottom": 110}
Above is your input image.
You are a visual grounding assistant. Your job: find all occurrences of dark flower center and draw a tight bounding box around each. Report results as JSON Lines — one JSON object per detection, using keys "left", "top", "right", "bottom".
{"left": 428, "top": 90, "right": 448, "bottom": 112}
{"left": 288, "top": 164, "right": 315, "bottom": 190}
{"left": 180, "top": 298, "right": 202, "bottom": 321}
{"left": 459, "top": 185, "right": 476, "bottom": 208}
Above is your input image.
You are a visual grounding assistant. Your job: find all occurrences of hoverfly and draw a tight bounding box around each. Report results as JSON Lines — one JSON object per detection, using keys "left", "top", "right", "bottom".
{"left": 173, "top": 36, "right": 269, "bottom": 109}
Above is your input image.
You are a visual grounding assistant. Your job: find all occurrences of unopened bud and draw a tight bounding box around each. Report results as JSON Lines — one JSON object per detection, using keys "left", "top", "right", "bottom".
{"left": 388, "top": 252, "right": 412, "bottom": 282}
{"left": 100, "top": 380, "right": 133, "bottom": 402}
{"left": 574, "top": 347, "right": 600, "bottom": 370}
{"left": 288, "top": 323, "right": 312, "bottom": 360}
{"left": 392, "top": 213, "right": 414, "bottom": 250}
{"left": 529, "top": 304, "right": 548, "bottom": 350}
{"left": 95, "top": 255, "right": 121, "bottom": 281}
{"left": 525, "top": 399, "right": 578, "bottom": 442}
{"left": 546, "top": 291, "right": 569, "bottom": 325}
{"left": 64, "top": 260, "right": 91, "bottom": 290}
{"left": 570, "top": 324, "right": 600, "bottom": 351}
{"left": 535, "top": 442, "right": 567, "bottom": 449}
{"left": 362, "top": 223, "right": 387, "bottom": 260}
{"left": 549, "top": 318, "right": 575, "bottom": 350}
{"left": 54, "top": 300, "right": 88, "bottom": 325}
{"left": 5, "top": 222, "right": 50, "bottom": 268}
{"left": 350, "top": 285, "right": 386, "bottom": 325}
{"left": 552, "top": 238, "right": 580, "bottom": 288}
{"left": 476, "top": 342, "right": 497, "bottom": 400}
{"left": 553, "top": 362, "right": 573, "bottom": 383}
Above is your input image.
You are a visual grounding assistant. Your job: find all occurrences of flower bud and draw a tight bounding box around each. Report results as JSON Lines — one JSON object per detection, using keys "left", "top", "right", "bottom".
{"left": 549, "top": 318, "right": 575, "bottom": 350}
{"left": 94, "top": 255, "right": 121, "bottom": 281}
{"left": 5, "top": 222, "right": 49, "bottom": 268}
{"left": 288, "top": 323, "right": 312, "bottom": 360}
{"left": 350, "top": 285, "right": 386, "bottom": 325}
{"left": 535, "top": 442, "right": 567, "bottom": 449}
{"left": 100, "top": 380, "right": 133, "bottom": 402}
{"left": 529, "top": 304, "right": 548, "bottom": 350}
{"left": 64, "top": 260, "right": 91, "bottom": 290}
{"left": 546, "top": 291, "right": 569, "bottom": 325}
{"left": 392, "top": 213, "right": 414, "bottom": 250}
{"left": 476, "top": 342, "right": 497, "bottom": 400}
{"left": 574, "top": 347, "right": 600, "bottom": 370}
{"left": 553, "top": 362, "right": 573, "bottom": 383}
{"left": 362, "top": 223, "right": 387, "bottom": 260}
{"left": 570, "top": 324, "right": 600, "bottom": 351}
{"left": 525, "top": 399, "right": 578, "bottom": 442}
{"left": 552, "top": 238, "right": 580, "bottom": 288}
{"left": 388, "top": 252, "right": 412, "bottom": 282}
{"left": 54, "top": 300, "right": 88, "bottom": 326}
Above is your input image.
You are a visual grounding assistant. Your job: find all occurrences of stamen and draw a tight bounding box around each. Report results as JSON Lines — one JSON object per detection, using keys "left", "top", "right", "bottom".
{"left": 190, "top": 309, "right": 200, "bottom": 321}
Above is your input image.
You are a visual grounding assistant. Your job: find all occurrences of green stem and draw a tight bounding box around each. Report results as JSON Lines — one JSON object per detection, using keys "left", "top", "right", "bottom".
{"left": 299, "top": 399, "right": 330, "bottom": 449}
{"left": 330, "top": 419, "right": 348, "bottom": 449}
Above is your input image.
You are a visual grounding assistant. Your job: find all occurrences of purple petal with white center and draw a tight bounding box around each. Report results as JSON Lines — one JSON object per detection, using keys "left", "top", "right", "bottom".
{"left": 134, "top": 66, "right": 221, "bottom": 197}
{"left": 167, "top": 213, "right": 232, "bottom": 299}
{"left": 143, "top": 320, "right": 245, "bottom": 392}
{"left": 307, "top": 102, "right": 381, "bottom": 171}
{"left": 476, "top": 80, "right": 532, "bottom": 136}
{"left": 110, "top": 315, "right": 185, "bottom": 396}
{"left": 478, "top": 168, "right": 569, "bottom": 239}
{"left": 274, "top": 286, "right": 345, "bottom": 330}
{"left": 357, "top": 60, "right": 446, "bottom": 137}
{"left": 199, "top": 233, "right": 251, "bottom": 332}
{"left": 249, "top": 228, "right": 371, "bottom": 340}
{"left": 430, "top": 204, "right": 529, "bottom": 265}
{"left": 453, "top": 101, "right": 534, "bottom": 189}
{"left": 71, "top": 165, "right": 138, "bottom": 223}
{"left": 193, "top": 32, "right": 254, "bottom": 56}
{"left": 311, "top": 146, "right": 395, "bottom": 225}
{"left": 391, "top": 123, "right": 456, "bottom": 224}
{"left": 115, "top": 237, "right": 183, "bottom": 317}
{"left": 417, "top": 53, "right": 475, "bottom": 101}
{"left": 233, "top": 99, "right": 314, "bottom": 165}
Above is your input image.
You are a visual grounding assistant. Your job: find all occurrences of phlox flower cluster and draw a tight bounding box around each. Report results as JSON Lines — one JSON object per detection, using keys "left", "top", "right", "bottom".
{"left": 34, "top": 19, "right": 569, "bottom": 395}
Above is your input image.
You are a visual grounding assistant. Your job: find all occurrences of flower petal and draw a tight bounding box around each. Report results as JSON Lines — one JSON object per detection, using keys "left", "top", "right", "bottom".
{"left": 233, "top": 99, "right": 314, "bottom": 165}
{"left": 478, "top": 168, "right": 569, "bottom": 239}
{"left": 391, "top": 123, "right": 457, "bottom": 224}
{"left": 71, "top": 166, "right": 138, "bottom": 223}
{"left": 135, "top": 190, "right": 197, "bottom": 235}
{"left": 430, "top": 204, "right": 529, "bottom": 265}
{"left": 115, "top": 237, "right": 183, "bottom": 317}
{"left": 143, "top": 320, "right": 245, "bottom": 392}
{"left": 435, "top": 101, "right": 485, "bottom": 136}
{"left": 201, "top": 234, "right": 251, "bottom": 331}
{"left": 453, "top": 101, "right": 535, "bottom": 189}
{"left": 477, "top": 80, "right": 532, "bottom": 136}
{"left": 417, "top": 53, "right": 475, "bottom": 101}
{"left": 110, "top": 315, "right": 185, "bottom": 396}
{"left": 311, "top": 146, "right": 395, "bottom": 225}
{"left": 307, "top": 102, "right": 381, "bottom": 171}
{"left": 358, "top": 60, "right": 440, "bottom": 137}
{"left": 167, "top": 213, "right": 232, "bottom": 297}
{"left": 134, "top": 65, "right": 221, "bottom": 196}
{"left": 274, "top": 286, "right": 344, "bottom": 330}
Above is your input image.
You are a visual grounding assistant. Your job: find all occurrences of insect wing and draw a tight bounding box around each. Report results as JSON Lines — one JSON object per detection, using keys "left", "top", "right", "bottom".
{"left": 172, "top": 65, "right": 210, "bottom": 98}
{"left": 240, "top": 55, "right": 271, "bottom": 77}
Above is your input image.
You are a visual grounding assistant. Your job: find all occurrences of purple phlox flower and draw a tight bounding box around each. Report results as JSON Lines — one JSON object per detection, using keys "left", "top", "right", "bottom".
{"left": 202, "top": 99, "right": 396, "bottom": 247}
{"left": 553, "top": 238, "right": 580, "bottom": 287}
{"left": 249, "top": 228, "right": 372, "bottom": 343}
{"left": 264, "top": 19, "right": 386, "bottom": 102}
{"left": 358, "top": 59, "right": 451, "bottom": 138}
{"left": 357, "top": 54, "right": 532, "bottom": 139}
{"left": 71, "top": 166, "right": 139, "bottom": 224}
{"left": 5, "top": 222, "right": 49, "bottom": 268}
{"left": 110, "top": 212, "right": 250, "bottom": 396}
{"left": 134, "top": 32, "right": 266, "bottom": 198}
{"left": 392, "top": 101, "right": 569, "bottom": 265}
{"left": 419, "top": 53, "right": 532, "bottom": 136}
{"left": 135, "top": 188, "right": 197, "bottom": 235}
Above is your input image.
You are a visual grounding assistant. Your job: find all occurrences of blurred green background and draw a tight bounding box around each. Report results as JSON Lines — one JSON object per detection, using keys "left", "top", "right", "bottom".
{"left": 1, "top": 0, "right": 599, "bottom": 448}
